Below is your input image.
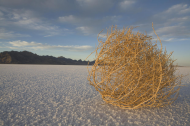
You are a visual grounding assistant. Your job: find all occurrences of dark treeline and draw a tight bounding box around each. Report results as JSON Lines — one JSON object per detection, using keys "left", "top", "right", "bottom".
{"left": 0, "top": 50, "right": 95, "bottom": 65}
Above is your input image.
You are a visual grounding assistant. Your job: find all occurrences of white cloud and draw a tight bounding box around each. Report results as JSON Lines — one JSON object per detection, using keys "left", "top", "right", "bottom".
{"left": 164, "top": 4, "right": 190, "bottom": 14}
{"left": 9, "top": 40, "right": 43, "bottom": 47}
{"left": 164, "top": 38, "right": 174, "bottom": 42}
{"left": 0, "top": 30, "right": 16, "bottom": 39}
{"left": 0, "top": 28, "right": 30, "bottom": 39}
{"left": 59, "top": 15, "right": 77, "bottom": 23}
{"left": 59, "top": 15, "right": 122, "bottom": 36}
{"left": 102, "top": 15, "right": 122, "bottom": 24}
{"left": 135, "top": 4, "right": 190, "bottom": 41}
{"left": 0, "top": 7, "right": 70, "bottom": 38}
{"left": 58, "top": 15, "right": 94, "bottom": 26}
{"left": 8, "top": 40, "right": 93, "bottom": 51}
{"left": 76, "top": 0, "right": 114, "bottom": 13}
{"left": 152, "top": 4, "right": 190, "bottom": 22}
{"left": 98, "top": 33, "right": 107, "bottom": 39}
{"left": 0, "top": 11, "right": 3, "bottom": 16}
{"left": 59, "top": 15, "right": 121, "bottom": 26}
{"left": 180, "top": 38, "right": 190, "bottom": 41}
{"left": 76, "top": 26, "right": 92, "bottom": 35}
{"left": 149, "top": 25, "right": 190, "bottom": 38}
{"left": 167, "top": 16, "right": 190, "bottom": 23}
{"left": 76, "top": 0, "right": 96, "bottom": 6}
{"left": 13, "top": 16, "right": 63, "bottom": 37}
{"left": 8, "top": 46, "right": 18, "bottom": 49}
{"left": 118, "top": 0, "right": 136, "bottom": 10}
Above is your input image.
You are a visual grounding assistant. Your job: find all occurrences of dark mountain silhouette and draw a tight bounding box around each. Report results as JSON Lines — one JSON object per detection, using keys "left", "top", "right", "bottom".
{"left": 0, "top": 51, "right": 95, "bottom": 65}
{"left": 0, "top": 50, "right": 184, "bottom": 67}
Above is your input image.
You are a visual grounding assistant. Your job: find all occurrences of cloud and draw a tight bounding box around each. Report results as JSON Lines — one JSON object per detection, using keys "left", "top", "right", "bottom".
{"left": 167, "top": 16, "right": 190, "bottom": 24}
{"left": 1, "top": 1, "right": 120, "bottom": 37}
{"left": 59, "top": 15, "right": 77, "bottom": 23}
{"left": 98, "top": 33, "right": 107, "bottom": 39}
{"left": 0, "top": 28, "right": 30, "bottom": 39}
{"left": 59, "top": 15, "right": 122, "bottom": 36}
{"left": 76, "top": 26, "right": 93, "bottom": 36}
{"left": 132, "top": 4, "right": 190, "bottom": 42}
{"left": 59, "top": 15, "right": 121, "bottom": 25}
{"left": 179, "top": 38, "right": 190, "bottom": 41}
{"left": 77, "top": 0, "right": 106, "bottom": 7}
{"left": 0, "top": 0, "right": 114, "bottom": 16}
{"left": 150, "top": 4, "right": 190, "bottom": 24}
{"left": 0, "top": 0, "right": 75, "bottom": 11}
{"left": 0, "top": 11, "right": 3, "bottom": 16}
{"left": 8, "top": 46, "right": 19, "bottom": 49}
{"left": 11, "top": 12, "right": 65, "bottom": 37}
{"left": 8, "top": 40, "right": 93, "bottom": 51}
{"left": 152, "top": 4, "right": 190, "bottom": 24}
{"left": 76, "top": 0, "right": 114, "bottom": 14}
{"left": 133, "top": 3, "right": 190, "bottom": 25}
{"left": 118, "top": 0, "right": 136, "bottom": 10}
{"left": 9, "top": 40, "right": 43, "bottom": 47}
{"left": 0, "top": 7, "right": 72, "bottom": 38}
{"left": 149, "top": 25, "right": 190, "bottom": 39}
{"left": 165, "top": 4, "right": 190, "bottom": 14}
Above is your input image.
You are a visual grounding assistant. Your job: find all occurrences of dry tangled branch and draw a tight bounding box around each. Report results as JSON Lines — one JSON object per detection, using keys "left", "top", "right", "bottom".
{"left": 86, "top": 22, "right": 188, "bottom": 109}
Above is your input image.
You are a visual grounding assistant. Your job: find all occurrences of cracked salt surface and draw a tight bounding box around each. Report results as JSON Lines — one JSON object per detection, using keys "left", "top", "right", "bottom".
{"left": 0, "top": 64, "right": 190, "bottom": 126}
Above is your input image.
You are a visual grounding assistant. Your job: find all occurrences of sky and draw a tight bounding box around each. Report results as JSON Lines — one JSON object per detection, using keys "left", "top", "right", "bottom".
{"left": 0, "top": 0, "right": 190, "bottom": 66}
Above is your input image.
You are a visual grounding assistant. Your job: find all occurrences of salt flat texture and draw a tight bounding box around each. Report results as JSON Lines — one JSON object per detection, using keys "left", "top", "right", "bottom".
{"left": 0, "top": 64, "right": 190, "bottom": 126}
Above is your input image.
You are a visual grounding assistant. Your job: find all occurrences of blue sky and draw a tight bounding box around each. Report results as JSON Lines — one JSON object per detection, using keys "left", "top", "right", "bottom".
{"left": 0, "top": 0, "right": 190, "bottom": 66}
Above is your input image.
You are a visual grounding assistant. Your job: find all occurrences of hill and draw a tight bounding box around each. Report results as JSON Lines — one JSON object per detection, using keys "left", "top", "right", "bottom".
{"left": 0, "top": 51, "right": 95, "bottom": 65}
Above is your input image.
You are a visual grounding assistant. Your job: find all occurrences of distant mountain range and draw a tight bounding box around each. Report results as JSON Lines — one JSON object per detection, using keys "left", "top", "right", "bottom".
{"left": 0, "top": 50, "right": 185, "bottom": 67}
{"left": 0, "top": 51, "right": 95, "bottom": 65}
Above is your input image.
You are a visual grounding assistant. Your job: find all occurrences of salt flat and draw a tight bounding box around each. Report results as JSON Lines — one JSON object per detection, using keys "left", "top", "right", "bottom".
{"left": 0, "top": 64, "right": 190, "bottom": 126}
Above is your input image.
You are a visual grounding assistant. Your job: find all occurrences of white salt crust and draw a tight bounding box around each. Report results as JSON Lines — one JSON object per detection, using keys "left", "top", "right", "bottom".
{"left": 0, "top": 64, "right": 190, "bottom": 126}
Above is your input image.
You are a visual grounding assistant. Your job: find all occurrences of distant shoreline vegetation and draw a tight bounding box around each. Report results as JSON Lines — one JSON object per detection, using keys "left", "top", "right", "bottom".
{"left": 0, "top": 50, "right": 95, "bottom": 65}
{"left": 0, "top": 50, "right": 186, "bottom": 67}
